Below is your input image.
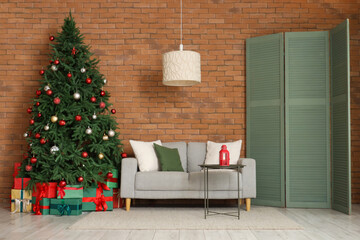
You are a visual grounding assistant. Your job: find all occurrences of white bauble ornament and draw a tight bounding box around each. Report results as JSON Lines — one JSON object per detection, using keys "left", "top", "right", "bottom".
{"left": 92, "top": 113, "right": 97, "bottom": 119}
{"left": 80, "top": 67, "right": 86, "bottom": 73}
{"left": 44, "top": 85, "right": 50, "bottom": 91}
{"left": 51, "top": 65, "right": 58, "bottom": 71}
{"left": 50, "top": 145, "right": 59, "bottom": 154}
{"left": 108, "top": 129, "right": 115, "bottom": 137}
{"left": 44, "top": 124, "right": 50, "bottom": 131}
{"left": 85, "top": 127, "right": 92, "bottom": 135}
{"left": 23, "top": 132, "right": 28, "bottom": 138}
{"left": 103, "top": 135, "right": 109, "bottom": 141}
{"left": 29, "top": 143, "right": 32, "bottom": 147}
{"left": 73, "top": 92, "right": 81, "bottom": 100}
{"left": 103, "top": 78, "right": 107, "bottom": 84}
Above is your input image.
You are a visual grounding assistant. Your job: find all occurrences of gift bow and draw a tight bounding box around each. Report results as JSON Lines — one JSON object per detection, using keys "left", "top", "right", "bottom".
{"left": 12, "top": 199, "right": 31, "bottom": 214}
{"left": 94, "top": 195, "right": 108, "bottom": 211}
{"left": 33, "top": 200, "right": 42, "bottom": 215}
{"left": 97, "top": 182, "right": 110, "bottom": 193}
{"left": 57, "top": 204, "right": 71, "bottom": 216}
{"left": 38, "top": 183, "right": 49, "bottom": 200}
{"left": 57, "top": 186, "right": 65, "bottom": 199}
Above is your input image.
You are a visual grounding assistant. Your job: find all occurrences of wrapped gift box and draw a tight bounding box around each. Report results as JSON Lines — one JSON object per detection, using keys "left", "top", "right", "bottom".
{"left": 32, "top": 197, "right": 50, "bottom": 215}
{"left": 113, "top": 188, "right": 123, "bottom": 208}
{"left": 50, "top": 198, "right": 82, "bottom": 216}
{"left": 57, "top": 184, "right": 83, "bottom": 199}
{"left": 11, "top": 189, "right": 32, "bottom": 213}
{"left": 33, "top": 182, "right": 57, "bottom": 199}
{"left": 13, "top": 162, "right": 22, "bottom": 178}
{"left": 82, "top": 183, "right": 113, "bottom": 212}
{"left": 14, "top": 178, "right": 31, "bottom": 190}
{"left": 105, "top": 169, "right": 119, "bottom": 188}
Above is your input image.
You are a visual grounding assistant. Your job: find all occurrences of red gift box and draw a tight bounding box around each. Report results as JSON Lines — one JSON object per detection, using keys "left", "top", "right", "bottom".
{"left": 33, "top": 182, "right": 57, "bottom": 199}
{"left": 14, "top": 178, "right": 30, "bottom": 190}
{"left": 13, "top": 162, "right": 22, "bottom": 178}
{"left": 113, "top": 188, "right": 123, "bottom": 208}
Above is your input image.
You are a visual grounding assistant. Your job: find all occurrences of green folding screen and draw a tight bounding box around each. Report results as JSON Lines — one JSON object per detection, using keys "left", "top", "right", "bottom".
{"left": 246, "top": 33, "right": 285, "bottom": 207}
{"left": 285, "top": 31, "right": 331, "bottom": 208}
{"left": 331, "top": 20, "right": 351, "bottom": 214}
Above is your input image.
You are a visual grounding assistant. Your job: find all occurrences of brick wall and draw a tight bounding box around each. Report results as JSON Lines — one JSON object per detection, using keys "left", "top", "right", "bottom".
{"left": 0, "top": 0, "right": 359, "bottom": 203}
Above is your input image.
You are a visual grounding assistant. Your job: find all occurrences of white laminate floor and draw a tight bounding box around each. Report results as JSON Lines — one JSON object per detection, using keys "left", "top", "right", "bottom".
{"left": 1, "top": 204, "right": 360, "bottom": 240}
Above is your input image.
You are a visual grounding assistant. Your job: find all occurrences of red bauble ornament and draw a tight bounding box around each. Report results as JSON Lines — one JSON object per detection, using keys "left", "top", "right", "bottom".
{"left": 81, "top": 152, "right": 88, "bottom": 158}
{"left": 39, "top": 69, "right": 45, "bottom": 75}
{"left": 90, "top": 97, "right": 96, "bottom": 103}
{"left": 46, "top": 89, "right": 53, "bottom": 96}
{"left": 106, "top": 172, "right": 113, "bottom": 178}
{"left": 36, "top": 102, "right": 40, "bottom": 106}
{"left": 58, "top": 120, "right": 66, "bottom": 126}
{"left": 23, "top": 153, "right": 28, "bottom": 160}
{"left": 35, "top": 133, "right": 41, "bottom": 139}
{"left": 100, "top": 91, "right": 106, "bottom": 96}
{"left": 29, "top": 119, "right": 35, "bottom": 125}
{"left": 40, "top": 138, "right": 46, "bottom": 144}
{"left": 75, "top": 115, "right": 82, "bottom": 121}
{"left": 37, "top": 112, "right": 42, "bottom": 118}
{"left": 25, "top": 165, "right": 32, "bottom": 172}
{"left": 49, "top": 36, "right": 55, "bottom": 41}
{"left": 27, "top": 108, "right": 32, "bottom": 114}
{"left": 59, "top": 180, "right": 66, "bottom": 187}
{"left": 99, "top": 102, "right": 105, "bottom": 108}
{"left": 36, "top": 90, "right": 41, "bottom": 96}
{"left": 49, "top": 60, "right": 53, "bottom": 64}
{"left": 30, "top": 157, "right": 37, "bottom": 164}
{"left": 111, "top": 109, "right": 116, "bottom": 114}
{"left": 77, "top": 176, "right": 84, "bottom": 182}
{"left": 54, "top": 60, "right": 60, "bottom": 65}
{"left": 67, "top": 72, "right": 72, "bottom": 78}
{"left": 121, "top": 153, "right": 128, "bottom": 158}
{"left": 53, "top": 97, "right": 61, "bottom": 105}
{"left": 85, "top": 78, "right": 92, "bottom": 84}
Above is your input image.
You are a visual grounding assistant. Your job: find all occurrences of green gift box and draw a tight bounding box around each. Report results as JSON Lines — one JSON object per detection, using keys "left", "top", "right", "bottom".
{"left": 32, "top": 197, "right": 50, "bottom": 215}
{"left": 105, "top": 169, "right": 119, "bottom": 188}
{"left": 57, "top": 184, "right": 83, "bottom": 199}
{"left": 82, "top": 184, "right": 113, "bottom": 212}
{"left": 50, "top": 198, "right": 82, "bottom": 216}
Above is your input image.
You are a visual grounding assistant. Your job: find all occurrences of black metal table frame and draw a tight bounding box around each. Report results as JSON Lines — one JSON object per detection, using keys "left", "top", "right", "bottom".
{"left": 199, "top": 164, "right": 244, "bottom": 220}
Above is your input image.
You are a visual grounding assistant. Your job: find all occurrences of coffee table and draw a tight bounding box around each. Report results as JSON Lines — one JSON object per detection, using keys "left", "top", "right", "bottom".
{"left": 199, "top": 164, "right": 244, "bottom": 219}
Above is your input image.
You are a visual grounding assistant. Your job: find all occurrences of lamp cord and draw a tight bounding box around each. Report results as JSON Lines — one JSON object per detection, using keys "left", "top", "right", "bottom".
{"left": 180, "top": 0, "right": 183, "bottom": 50}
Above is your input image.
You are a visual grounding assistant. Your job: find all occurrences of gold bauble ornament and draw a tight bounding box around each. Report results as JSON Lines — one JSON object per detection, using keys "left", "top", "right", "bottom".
{"left": 103, "top": 134, "right": 109, "bottom": 141}
{"left": 51, "top": 116, "right": 58, "bottom": 123}
{"left": 98, "top": 153, "right": 104, "bottom": 159}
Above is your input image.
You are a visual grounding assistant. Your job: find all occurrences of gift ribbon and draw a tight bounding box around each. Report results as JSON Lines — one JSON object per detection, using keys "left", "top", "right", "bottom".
{"left": 38, "top": 183, "right": 49, "bottom": 200}
{"left": 57, "top": 204, "right": 72, "bottom": 216}
{"left": 94, "top": 195, "right": 108, "bottom": 211}
{"left": 33, "top": 200, "right": 42, "bottom": 215}
{"left": 11, "top": 198, "right": 31, "bottom": 214}
{"left": 97, "top": 182, "right": 110, "bottom": 193}
{"left": 106, "top": 177, "right": 118, "bottom": 183}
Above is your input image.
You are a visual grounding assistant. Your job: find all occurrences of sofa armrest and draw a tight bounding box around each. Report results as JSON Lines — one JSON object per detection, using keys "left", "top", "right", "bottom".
{"left": 120, "top": 157, "right": 138, "bottom": 198}
{"left": 238, "top": 158, "right": 256, "bottom": 198}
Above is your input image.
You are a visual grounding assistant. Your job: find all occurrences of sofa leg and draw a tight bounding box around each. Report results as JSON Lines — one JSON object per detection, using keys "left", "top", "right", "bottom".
{"left": 126, "top": 198, "right": 131, "bottom": 211}
{"left": 246, "top": 198, "right": 251, "bottom": 211}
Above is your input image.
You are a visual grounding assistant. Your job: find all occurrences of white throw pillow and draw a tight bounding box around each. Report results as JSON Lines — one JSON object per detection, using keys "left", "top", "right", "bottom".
{"left": 129, "top": 140, "right": 162, "bottom": 172}
{"left": 204, "top": 140, "right": 242, "bottom": 165}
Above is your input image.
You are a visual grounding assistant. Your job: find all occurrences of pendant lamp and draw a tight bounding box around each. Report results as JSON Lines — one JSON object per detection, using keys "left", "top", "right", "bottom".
{"left": 162, "top": 0, "right": 201, "bottom": 86}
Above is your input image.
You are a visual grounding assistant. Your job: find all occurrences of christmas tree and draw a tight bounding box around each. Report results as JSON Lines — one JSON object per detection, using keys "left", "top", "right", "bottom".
{"left": 19, "top": 13, "right": 122, "bottom": 189}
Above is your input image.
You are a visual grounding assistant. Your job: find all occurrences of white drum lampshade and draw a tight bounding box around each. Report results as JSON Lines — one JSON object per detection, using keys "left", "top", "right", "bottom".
{"left": 162, "top": 50, "right": 201, "bottom": 86}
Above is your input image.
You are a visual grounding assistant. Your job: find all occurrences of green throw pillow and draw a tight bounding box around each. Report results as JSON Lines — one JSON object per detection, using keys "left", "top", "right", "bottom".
{"left": 154, "top": 143, "right": 184, "bottom": 172}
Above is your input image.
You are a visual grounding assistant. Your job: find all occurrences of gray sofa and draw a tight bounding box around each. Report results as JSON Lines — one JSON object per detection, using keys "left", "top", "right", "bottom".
{"left": 121, "top": 142, "right": 256, "bottom": 211}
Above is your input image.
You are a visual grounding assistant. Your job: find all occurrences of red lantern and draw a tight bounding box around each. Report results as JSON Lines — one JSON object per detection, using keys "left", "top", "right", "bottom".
{"left": 219, "top": 145, "right": 230, "bottom": 166}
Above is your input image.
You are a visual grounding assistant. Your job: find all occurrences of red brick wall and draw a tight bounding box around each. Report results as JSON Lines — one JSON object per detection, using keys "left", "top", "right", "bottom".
{"left": 0, "top": 0, "right": 359, "bottom": 203}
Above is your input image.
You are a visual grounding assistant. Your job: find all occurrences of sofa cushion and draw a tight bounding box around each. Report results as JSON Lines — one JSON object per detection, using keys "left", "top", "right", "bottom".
{"left": 188, "top": 170, "right": 242, "bottom": 191}
{"left": 204, "top": 140, "right": 242, "bottom": 165}
{"left": 135, "top": 172, "right": 189, "bottom": 191}
{"left": 187, "top": 142, "right": 206, "bottom": 172}
{"left": 162, "top": 142, "right": 187, "bottom": 172}
{"left": 154, "top": 143, "right": 184, "bottom": 172}
{"left": 130, "top": 140, "right": 162, "bottom": 172}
